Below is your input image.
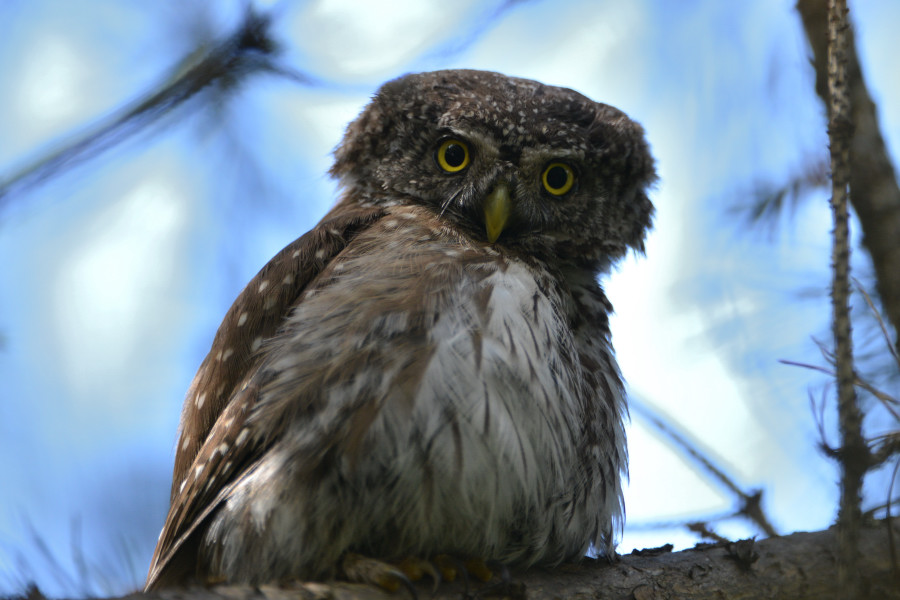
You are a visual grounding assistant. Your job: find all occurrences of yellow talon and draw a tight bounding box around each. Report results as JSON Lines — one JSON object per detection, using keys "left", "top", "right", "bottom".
{"left": 341, "top": 553, "right": 409, "bottom": 593}
{"left": 464, "top": 558, "right": 493, "bottom": 582}
{"left": 397, "top": 557, "right": 425, "bottom": 581}
{"left": 433, "top": 554, "right": 458, "bottom": 582}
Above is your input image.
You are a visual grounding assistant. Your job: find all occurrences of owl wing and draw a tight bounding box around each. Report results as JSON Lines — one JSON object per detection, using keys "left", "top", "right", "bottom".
{"left": 146, "top": 201, "right": 385, "bottom": 590}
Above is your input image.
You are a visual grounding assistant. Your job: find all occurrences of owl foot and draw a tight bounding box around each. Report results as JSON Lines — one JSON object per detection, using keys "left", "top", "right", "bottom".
{"left": 340, "top": 553, "right": 420, "bottom": 598}
{"left": 341, "top": 553, "right": 497, "bottom": 596}
{"left": 468, "top": 563, "right": 526, "bottom": 600}
{"left": 429, "top": 555, "right": 495, "bottom": 585}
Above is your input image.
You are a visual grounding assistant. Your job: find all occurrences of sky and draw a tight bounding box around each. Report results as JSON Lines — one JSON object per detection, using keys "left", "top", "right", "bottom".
{"left": 1, "top": 0, "right": 898, "bottom": 596}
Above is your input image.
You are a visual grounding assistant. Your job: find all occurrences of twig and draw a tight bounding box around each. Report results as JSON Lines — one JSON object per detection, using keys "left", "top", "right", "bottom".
{"left": 686, "top": 522, "right": 731, "bottom": 544}
{"left": 631, "top": 400, "right": 779, "bottom": 538}
{"left": 780, "top": 359, "right": 900, "bottom": 421}
{"left": 826, "top": 1, "right": 869, "bottom": 596}
{"left": 854, "top": 278, "right": 900, "bottom": 366}
{"left": 881, "top": 459, "right": 900, "bottom": 583}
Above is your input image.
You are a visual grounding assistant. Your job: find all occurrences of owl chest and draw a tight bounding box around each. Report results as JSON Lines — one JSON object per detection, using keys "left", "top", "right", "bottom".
{"left": 273, "top": 251, "right": 593, "bottom": 476}
{"left": 228, "top": 252, "right": 610, "bottom": 568}
{"left": 334, "top": 260, "right": 593, "bottom": 520}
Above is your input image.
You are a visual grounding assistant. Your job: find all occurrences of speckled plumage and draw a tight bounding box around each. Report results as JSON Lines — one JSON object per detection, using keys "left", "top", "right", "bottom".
{"left": 145, "top": 69, "right": 655, "bottom": 589}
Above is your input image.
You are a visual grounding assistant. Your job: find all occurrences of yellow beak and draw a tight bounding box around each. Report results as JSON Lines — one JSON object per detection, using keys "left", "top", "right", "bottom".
{"left": 483, "top": 182, "right": 511, "bottom": 243}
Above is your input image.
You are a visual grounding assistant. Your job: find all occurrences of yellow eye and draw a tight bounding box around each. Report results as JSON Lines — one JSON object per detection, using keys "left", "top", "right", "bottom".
{"left": 542, "top": 162, "right": 575, "bottom": 196}
{"left": 436, "top": 139, "right": 470, "bottom": 172}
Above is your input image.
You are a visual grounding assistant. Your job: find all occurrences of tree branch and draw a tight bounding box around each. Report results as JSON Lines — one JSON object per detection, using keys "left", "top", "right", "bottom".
{"left": 30, "top": 520, "right": 897, "bottom": 600}
{"left": 822, "top": 2, "right": 869, "bottom": 597}
{"left": 797, "top": 0, "right": 900, "bottom": 354}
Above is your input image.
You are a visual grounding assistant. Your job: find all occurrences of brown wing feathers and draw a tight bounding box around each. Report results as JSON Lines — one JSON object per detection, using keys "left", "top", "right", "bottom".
{"left": 147, "top": 202, "right": 384, "bottom": 589}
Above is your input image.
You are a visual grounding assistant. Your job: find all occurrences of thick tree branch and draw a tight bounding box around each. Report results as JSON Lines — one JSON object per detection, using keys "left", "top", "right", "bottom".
{"left": 32, "top": 520, "right": 896, "bottom": 600}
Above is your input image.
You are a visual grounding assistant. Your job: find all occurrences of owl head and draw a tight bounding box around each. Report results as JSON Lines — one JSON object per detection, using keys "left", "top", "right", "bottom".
{"left": 331, "top": 69, "right": 655, "bottom": 270}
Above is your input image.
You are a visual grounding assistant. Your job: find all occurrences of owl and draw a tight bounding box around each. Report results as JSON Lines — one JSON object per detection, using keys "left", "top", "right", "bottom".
{"left": 145, "top": 69, "right": 655, "bottom": 591}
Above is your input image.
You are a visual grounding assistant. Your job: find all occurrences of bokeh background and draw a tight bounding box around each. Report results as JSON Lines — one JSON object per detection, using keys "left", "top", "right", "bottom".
{"left": 1, "top": 0, "right": 898, "bottom": 596}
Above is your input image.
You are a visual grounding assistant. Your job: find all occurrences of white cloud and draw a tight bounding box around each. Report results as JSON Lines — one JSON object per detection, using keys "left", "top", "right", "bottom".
{"left": 53, "top": 177, "right": 186, "bottom": 406}
{"left": 292, "top": 0, "right": 481, "bottom": 78}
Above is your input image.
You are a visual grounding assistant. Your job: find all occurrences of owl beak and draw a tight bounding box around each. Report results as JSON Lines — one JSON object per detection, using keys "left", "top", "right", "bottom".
{"left": 483, "top": 182, "right": 511, "bottom": 243}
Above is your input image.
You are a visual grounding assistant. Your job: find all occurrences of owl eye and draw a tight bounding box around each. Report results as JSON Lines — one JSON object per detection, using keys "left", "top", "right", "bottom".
{"left": 436, "top": 139, "right": 470, "bottom": 172}
{"left": 542, "top": 162, "right": 575, "bottom": 196}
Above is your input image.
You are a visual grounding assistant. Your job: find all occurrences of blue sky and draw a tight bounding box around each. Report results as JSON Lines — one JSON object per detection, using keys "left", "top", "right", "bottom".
{"left": 1, "top": 0, "right": 898, "bottom": 596}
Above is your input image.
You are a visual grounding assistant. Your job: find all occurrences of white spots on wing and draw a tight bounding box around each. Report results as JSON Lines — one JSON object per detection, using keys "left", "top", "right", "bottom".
{"left": 181, "top": 436, "right": 191, "bottom": 450}
{"left": 237, "top": 311, "right": 248, "bottom": 326}
{"left": 292, "top": 250, "right": 300, "bottom": 259}
{"left": 444, "top": 249, "right": 460, "bottom": 258}
{"left": 222, "top": 347, "right": 234, "bottom": 361}
{"left": 315, "top": 248, "right": 327, "bottom": 260}
{"left": 258, "top": 280, "right": 270, "bottom": 293}
{"left": 282, "top": 273, "right": 294, "bottom": 285}
{"left": 383, "top": 219, "right": 398, "bottom": 229}
{"left": 194, "top": 464, "right": 204, "bottom": 478}
{"left": 222, "top": 417, "right": 234, "bottom": 430}
{"left": 179, "top": 479, "right": 187, "bottom": 494}
{"left": 215, "top": 350, "right": 222, "bottom": 361}
{"left": 264, "top": 296, "right": 276, "bottom": 310}
{"left": 251, "top": 336, "right": 263, "bottom": 352}
{"left": 218, "top": 442, "right": 230, "bottom": 455}
{"left": 235, "top": 428, "right": 250, "bottom": 447}
{"left": 223, "top": 461, "right": 232, "bottom": 473}
{"left": 196, "top": 392, "right": 206, "bottom": 409}
{"left": 327, "top": 228, "right": 340, "bottom": 236}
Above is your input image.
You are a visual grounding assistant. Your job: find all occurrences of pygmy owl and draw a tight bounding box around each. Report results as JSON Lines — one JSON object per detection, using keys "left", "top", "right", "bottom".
{"left": 145, "top": 69, "right": 655, "bottom": 590}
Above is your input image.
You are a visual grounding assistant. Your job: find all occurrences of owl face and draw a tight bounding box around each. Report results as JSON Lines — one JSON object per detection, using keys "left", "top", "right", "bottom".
{"left": 331, "top": 69, "right": 655, "bottom": 269}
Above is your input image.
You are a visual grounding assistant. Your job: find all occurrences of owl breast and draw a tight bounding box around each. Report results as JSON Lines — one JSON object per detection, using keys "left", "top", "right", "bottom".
{"left": 201, "top": 205, "right": 624, "bottom": 582}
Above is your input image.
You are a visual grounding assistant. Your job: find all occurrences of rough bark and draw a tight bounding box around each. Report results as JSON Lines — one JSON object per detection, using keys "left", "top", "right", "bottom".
{"left": 797, "top": 0, "right": 900, "bottom": 353}
{"left": 23, "top": 520, "right": 896, "bottom": 600}
{"left": 824, "top": 1, "right": 868, "bottom": 598}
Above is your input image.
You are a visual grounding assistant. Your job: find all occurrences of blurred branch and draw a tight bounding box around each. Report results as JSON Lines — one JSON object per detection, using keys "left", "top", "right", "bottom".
{"left": 797, "top": 0, "right": 900, "bottom": 354}
{"left": 736, "top": 157, "right": 829, "bottom": 226}
{"left": 856, "top": 278, "right": 900, "bottom": 367}
{"left": 685, "top": 522, "right": 732, "bottom": 544}
{"left": 632, "top": 400, "right": 779, "bottom": 538}
{"left": 0, "top": 6, "right": 310, "bottom": 204}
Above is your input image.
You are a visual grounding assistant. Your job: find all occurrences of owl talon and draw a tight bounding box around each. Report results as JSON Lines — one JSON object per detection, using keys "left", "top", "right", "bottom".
{"left": 341, "top": 553, "right": 417, "bottom": 599}
{"left": 475, "top": 564, "right": 525, "bottom": 600}
{"left": 397, "top": 556, "right": 441, "bottom": 593}
{"left": 463, "top": 558, "right": 493, "bottom": 583}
